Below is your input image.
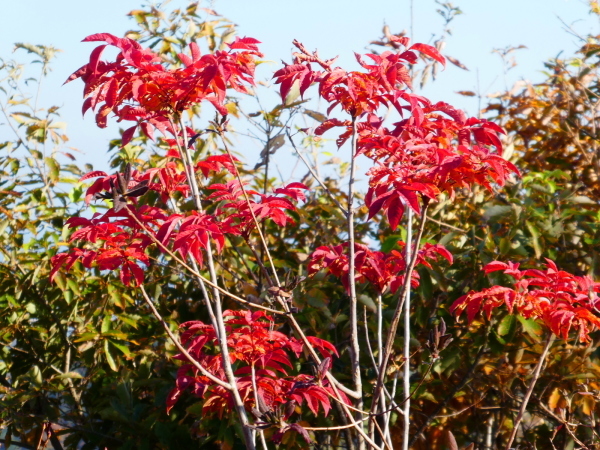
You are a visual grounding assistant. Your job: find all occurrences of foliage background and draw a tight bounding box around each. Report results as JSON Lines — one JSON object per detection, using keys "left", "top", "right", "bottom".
{"left": 2, "top": 1, "right": 600, "bottom": 449}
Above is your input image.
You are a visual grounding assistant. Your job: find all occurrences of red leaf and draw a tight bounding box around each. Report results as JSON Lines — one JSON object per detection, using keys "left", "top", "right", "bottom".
{"left": 386, "top": 195, "right": 404, "bottom": 231}
{"left": 80, "top": 171, "right": 108, "bottom": 182}
{"left": 409, "top": 43, "right": 446, "bottom": 67}
{"left": 190, "top": 42, "right": 201, "bottom": 61}
{"left": 121, "top": 125, "right": 137, "bottom": 146}
{"left": 140, "top": 122, "right": 155, "bottom": 141}
{"left": 306, "top": 336, "right": 339, "bottom": 358}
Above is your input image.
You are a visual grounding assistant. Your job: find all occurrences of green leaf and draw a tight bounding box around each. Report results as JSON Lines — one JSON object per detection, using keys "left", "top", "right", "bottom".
{"left": 499, "top": 237, "right": 511, "bottom": 255}
{"left": 517, "top": 315, "right": 543, "bottom": 341}
{"left": 118, "top": 314, "right": 141, "bottom": 329}
{"left": 102, "top": 330, "right": 131, "bottom": 340}
{"left": 102, "top": 315, "right": 112, "bottom": 333}
{"left": 358, "top": 294, "right": 377, "bottom": 313}
{"left": 63, "top": 289, "right": 73, "bottom": 304}
{"left": 30, "top": 365, "right": 43, "bottom": 387}
{"left": 186, "top": 403, "right": 204, "bottom": 416}
{"left": 66, "top": 278, "right": 81, "bottom": 295}
{"left": 53, "top": 271, "right": 66, "bottom": 291}
{"left": 108, "top": 339, "right": 131, "bottom": 357}
{"left": 525, "top": 220, "right": 542, "bottom": 258}
{"left": 104, "top": 339, "right": 118, "bottom": 371}
{"left": 381, "top": 235, "right": 403, "bottom": 252}
{"left": 74, "top": 332, "right": 99, "bottom": 342}
{"left": 483, "top": 205, "right": 512, "bottom": 222}
{"left": 56, "top": 371, "right": 83, "bottom": 380}
{"left": 417, "top": 267, "right": 433, "bottom": 302}
{"left": 44, "top": 157, "right": 59, "bottom": 183}
{"left": 497, "top": 314, "right": 517, "bottom": 340}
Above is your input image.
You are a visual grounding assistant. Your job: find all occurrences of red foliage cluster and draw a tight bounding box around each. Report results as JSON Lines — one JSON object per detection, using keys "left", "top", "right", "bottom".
{"left": 65, "top": 32, "right": 262, "bottom": 142}
{"left": 308, "top": 242, "right": 452, "bottom": 294}
{"left": 276, "top": 40, "right": 518, "bottom": 230}
{"left": 51, "top": 164, "right": 306, "bottom": 286}
{"left": 450, "top": 259, "right": 600, "bottom": 343}
{"left": 51, "top": 29, "right": 537, "bottom": 444}
{"left": 206, "top": 180, "right": 308, "bottom": 237}
{"left": 50, "top": 207, "right": 164, "bottom": 286}
{"left": 273, "top": 38, "right": 442, "bottom": 118}
{"left": 360, "top": 107, "right": 519, "bottom": 229}
{"left": 167, "top": 311, "right": 346, "bottom": 434}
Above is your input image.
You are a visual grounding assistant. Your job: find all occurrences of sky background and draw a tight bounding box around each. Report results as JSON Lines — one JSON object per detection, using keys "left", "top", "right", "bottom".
{"left": 1, "top": 0, "right": 599, "bottom": 174}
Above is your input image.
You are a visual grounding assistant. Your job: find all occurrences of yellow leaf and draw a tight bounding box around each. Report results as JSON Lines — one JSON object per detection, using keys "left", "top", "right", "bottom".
{"left": 548, "top": 387, "right": 566, "bottom": 410}
{"left": 482, "top": 364, "right": 495, "bottom": 375}
{"left": 580, "top": 394, "right": 595, "bottom": 415}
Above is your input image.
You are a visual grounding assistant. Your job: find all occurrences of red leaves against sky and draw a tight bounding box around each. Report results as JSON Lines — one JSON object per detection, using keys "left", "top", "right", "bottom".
{"left": 273, "top": 38, "right": 442, "bottom": 117}
{"left": 451, "top": 259, "right": 600, "bottom": 343}
{"left": 275, "top": 40, "right": 519, "bottom": 230}
{"left": 66, "top": 32, "right": 262, "bottom": 142}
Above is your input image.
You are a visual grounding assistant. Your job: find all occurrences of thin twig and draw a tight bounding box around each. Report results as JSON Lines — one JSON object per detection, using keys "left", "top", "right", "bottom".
{"left": 538, "top": 401, "right": 591, "bottom": 449}
{"left": 138, "top": 285, "right": 231, "bottom": 390}
{"left": 409, "top": 322, "right": 492, "bottom": 446}
{"left": 217, "top": 123, "right": 282, "bottom": 287}
{"left": 426, "top": 214, "right": 482, "bottom": 240}
{"left": 504, "top": 333, "right": 555, "bottom": 450}
{"left": 347, "top": 117, "right": 364, "bottom": 431}
{"left": 402, "top": 208, "right": 413, "bottom": 450}
{"left": 286, "top": 130, "right": 348, "bottom": 215}
{"left": 370, "top": 202, "right": 430, "bottom": 417}
{"left": 125, "top": 206, "right": 284, "bottom": 316}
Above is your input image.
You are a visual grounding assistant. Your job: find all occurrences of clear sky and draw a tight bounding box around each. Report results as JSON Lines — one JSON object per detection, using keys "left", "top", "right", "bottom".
{"left": 1, "top": 0, "right": 598, "bottom": 173}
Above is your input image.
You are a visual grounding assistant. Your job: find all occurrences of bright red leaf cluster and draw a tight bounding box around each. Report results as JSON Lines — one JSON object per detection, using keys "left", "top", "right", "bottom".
{"left": 50, "top": 207, "right": 164, "bottom": 286}
{"left": 167, "top": 311, "right": 345, "bottom": 429}
{"left": 52, "top": 162, "right": 306, "bottom": 285}
{"left": 66, "top": 32, "right": 262, "bottom": 142}
{"left": 276, "top": 40, "right": 519, "bottom": 230}
{"left": 206, "top": 180, "right": 307, "bottom": 237}
{"left": 360, "top": 106, "right": 519, "bottom": 228}
{"left": 450, "top": 259, "right": 600, "bottom": 343}
{"left": 308, "top": 242, "right": 453, "bottom": 294}
{"left": 274, "top": 38, "right": 443, "bottom": 118}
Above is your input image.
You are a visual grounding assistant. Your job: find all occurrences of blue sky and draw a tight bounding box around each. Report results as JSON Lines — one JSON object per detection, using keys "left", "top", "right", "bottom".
{"left": 1, "top": 0, "right": 598, "bottom": 173}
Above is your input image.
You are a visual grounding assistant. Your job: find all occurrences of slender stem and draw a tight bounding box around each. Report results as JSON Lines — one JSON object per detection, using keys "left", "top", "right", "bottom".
{"left": 125, "top": 208, "right": 284, "bottom": 316}
{"left": 217, "top": 126, "right": 282, "bottom": 287}
{"left": 364, "top": 304, "right": 395, "bottom": 448}
{"left": 168, "top": 117, "right": 255, "bottom": 449}
{"left": 504, "top": 333, "right": 555, "bottom": 450}
{"left": 138, "top": 285, "right": 231, "bottom": 390}
{"left": 259, "top": 127, "right": 272, "bottom": 293}
{"left": 168, "top": 197, "right": 220, "bottom": 339}
{"left": 251, "top": 364, "right": 269, "bottom": 450}
{"left": 377, "top": 295, "right": 393, "bottom": 448}
{"left": 385, "top": 367, "right": 400, "bottom": 431}
{"left": 286, "top": 130, "right": 348, "bottom": 215}
{"left": 249, "top": 363, "right": 258, "bottom": 448}
{"left": 402, "top": 208, "right": 413, "bottom": 450}
{"left": 347, "top": 118, "right": 364, "bottom": 442}
{"left": 370, "top": 202, "right": 429, "bottom": 418}
{"left": 409, "top": 321, "right": 491, "bottom": 446}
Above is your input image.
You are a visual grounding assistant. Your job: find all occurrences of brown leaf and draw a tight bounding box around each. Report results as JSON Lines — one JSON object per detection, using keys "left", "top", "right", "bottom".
{"left": 304, "top": 109, "right": 327, "bottom": 123}
{"left": 447, "top": 55, "right": 469, "bottom": 71}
